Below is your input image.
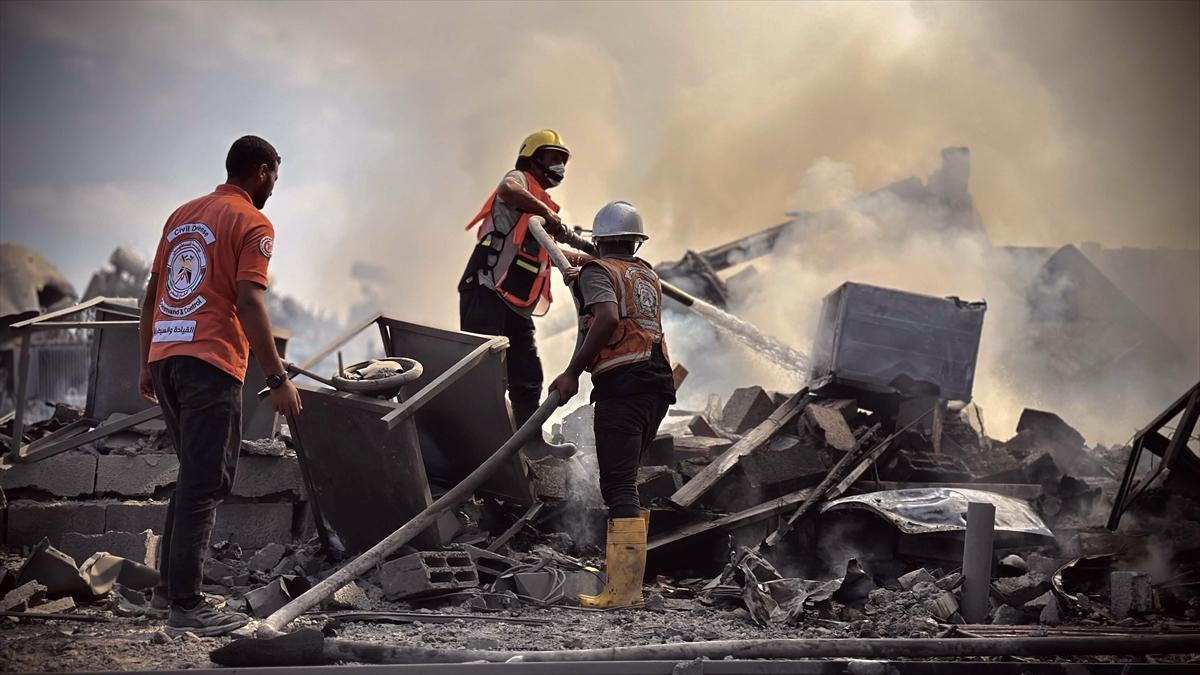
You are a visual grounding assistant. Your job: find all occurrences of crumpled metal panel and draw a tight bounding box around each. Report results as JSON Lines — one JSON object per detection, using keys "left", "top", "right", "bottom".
{"left": 821, "top": 487, "right": 1053, "bottom": 537}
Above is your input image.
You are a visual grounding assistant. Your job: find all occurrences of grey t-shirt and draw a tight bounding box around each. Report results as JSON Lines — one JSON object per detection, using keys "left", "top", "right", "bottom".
{"left": 488, "top": 170, "right": 527, "bottom": 240}
{"left": 572, "top": 257, "right": 676, "bottom": 403}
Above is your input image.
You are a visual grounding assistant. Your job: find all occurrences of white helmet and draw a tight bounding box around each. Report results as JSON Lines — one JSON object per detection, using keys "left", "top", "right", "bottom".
{"left": 592, "top": 200, "right": 648, "bottom": 241}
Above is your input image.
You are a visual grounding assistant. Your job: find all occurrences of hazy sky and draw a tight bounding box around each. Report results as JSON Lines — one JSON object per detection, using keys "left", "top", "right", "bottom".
{"left": 2, "top": 1, "right": 1197, "bottom": 326}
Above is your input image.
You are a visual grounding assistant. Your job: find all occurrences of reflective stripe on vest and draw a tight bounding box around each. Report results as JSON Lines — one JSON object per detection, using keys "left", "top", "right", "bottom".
{"left": 582, "top": 257, "right": 671, "bottom": 375}
{"left": 465, "top": 171, "right": 558, "bottom": 315}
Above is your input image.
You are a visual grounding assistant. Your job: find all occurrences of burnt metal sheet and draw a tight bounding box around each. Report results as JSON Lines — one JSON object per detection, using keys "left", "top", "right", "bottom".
{"left": 821, "top": 487, "right": 1053, "bottom": 537}
{"left": 379, "top": 318, "right": 534, "bottom": 505}
{"left": 809, "top": 282, "right": 986, "bottom": 402}
{"left": 86, "top": 302, "right": 149, "bottom": 421}
{"left": 288, "top": 383, "right": 442, "bottom": 553}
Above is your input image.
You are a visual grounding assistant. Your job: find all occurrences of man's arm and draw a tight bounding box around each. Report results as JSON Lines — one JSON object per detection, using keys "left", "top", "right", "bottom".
{"left": 236, "top": 281, "right": 301, "bottom": 417}
{"left": 497, "top": 175, "right": 564, "bottom": 234}
{"left": 548, "top": 301, "right": 619, "bottom": 405}
{"left": 138, "top": 274, "right": 161, "bottom": 404}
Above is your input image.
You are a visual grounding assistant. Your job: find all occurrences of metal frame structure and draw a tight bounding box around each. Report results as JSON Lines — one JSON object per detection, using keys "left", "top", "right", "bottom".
{"left": 1107, "top": 380, "right": 1200, "bottom": 530}
{"left": 283, "top": 312, "right": 534, "bottom": 554}
{"left": 2, "top": 297, "right": 155, "bottom": 463}
{"left": 3, "top": 297, "right": 291, "bottom": 463}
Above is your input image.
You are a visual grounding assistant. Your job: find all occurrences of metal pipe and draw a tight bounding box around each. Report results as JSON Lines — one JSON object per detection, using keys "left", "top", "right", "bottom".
{"left": 960, "top": 501, "right": 996, "bottom": 623}
{"left": 214, "top": 629, "right": 1200, "bottom": 667}
{"left": 256, "top": 391, "right": 561, "bottom": 637}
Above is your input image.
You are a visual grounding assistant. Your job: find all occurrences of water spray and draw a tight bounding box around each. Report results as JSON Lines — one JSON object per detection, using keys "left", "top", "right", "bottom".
{"left": 528, "top": 217, "right": 808, "bottom": 375}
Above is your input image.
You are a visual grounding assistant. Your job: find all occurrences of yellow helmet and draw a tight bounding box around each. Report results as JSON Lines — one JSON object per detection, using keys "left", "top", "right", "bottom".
{"left": 518, "top": 129, "right": 570, "bottom": 160}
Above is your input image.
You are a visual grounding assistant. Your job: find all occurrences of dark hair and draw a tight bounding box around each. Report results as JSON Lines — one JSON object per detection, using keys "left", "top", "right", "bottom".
{"left": 226, "top": 135, "right": 280, "bottom": 178}
{"left": 515, "top": 155, "right": 536, "bottom": 172}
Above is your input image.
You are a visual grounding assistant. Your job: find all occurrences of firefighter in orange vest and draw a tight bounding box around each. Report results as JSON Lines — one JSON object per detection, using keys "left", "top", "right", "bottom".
{"left": 549, "top": 200, "right": 675, "bottom": 608}
{"left": 460, "top": 130, "right": 594, "bottom": 458}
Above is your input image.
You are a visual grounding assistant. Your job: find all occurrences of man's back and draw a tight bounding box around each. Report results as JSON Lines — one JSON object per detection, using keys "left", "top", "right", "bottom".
{"left": 147, "top": 183, "right": 274, "bottom": 382}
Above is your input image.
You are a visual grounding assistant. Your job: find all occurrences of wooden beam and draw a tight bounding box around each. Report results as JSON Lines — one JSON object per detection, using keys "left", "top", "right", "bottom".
{"left": 668, "top": 388, "right": 809, "bottom": 509}
{"left": 648, "top": 487, "right": 816, "bottom": 551}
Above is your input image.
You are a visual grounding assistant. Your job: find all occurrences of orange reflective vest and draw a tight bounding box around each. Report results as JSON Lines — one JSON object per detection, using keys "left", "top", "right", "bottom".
{"left": 579, "top": 257, "right": 671, "bottom": 375}
{"left": 465, "top": 171, "right": 557, "bottom": 316}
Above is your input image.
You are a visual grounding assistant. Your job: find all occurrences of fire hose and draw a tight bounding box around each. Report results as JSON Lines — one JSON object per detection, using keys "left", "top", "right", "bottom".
{"left": 527, "top": 217, "right": 809, "bottom": 374}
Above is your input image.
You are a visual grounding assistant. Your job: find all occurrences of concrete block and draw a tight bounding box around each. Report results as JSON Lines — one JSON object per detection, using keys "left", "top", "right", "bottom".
{"left": 989, "top": 603, "right": 1029, "bottom": 625}
{"left": 802, "top": 403, "right": 856, "bottom": 451}
{"left": 459, "top": 544, "right": 517, "bottom": 583}
{"left": 213, "top": 502, "right": 294, "bottom": 550}
{"left": 57, "top": 530, "right": 159, "bottom": 568}
{"left": 0, "top": 452, "right": 97, "bottom": 497}
{"left": 95, "top": 454, "right": 178, "bottom": 496}
{"left": 1025, "top": 591, "right": 1062, "bottom": 626}
{"left": 380, "top": 550, "right": 478, "bottom": 600}
{"left": 722, "top": 386, "right": 775, "bottom": 434}
{"left": 231, "top": 455, "right": 306, "bottom": 500}
{"left": 637, "top": 466, "right": 682, "bottom": 504}
{"left": 0, "top": 580, "right": 47, "bottom": 611}
{"left": 740, "top": 437, "right": 827, "bottom": 488}
{"left": 992, "top": 572, "right": 1050, "bottom": 607}
{"left": 105, "top": 500, "right": 294, "bottom": 550}
{"left": 1110, "top": 570, "right": 1152, "bottom": 620}
{"left": 899, "top": 568, "right": 938, "bottom": 591}
{"left": 105, "top": 500, "right": 168, "bottom": 535}
{"left": 687, "top": 416, "right": 720, "bottom": 438}
{"left": 29, "top": 596, "right": 76, "bottom": 614}
{"left": 5, "top": 500, "right": 106, "bottom": 548}
{"left": 644, "top": 434, "right": 675, "bottom": 467}
{"left": 203, "top": 558, "right": 238, "bottom": 584}
{"left": 248, "top": 542, "right": 287, "bottom": 572}
{"left": 15, "top": 540, "right": 90, "bottom": 598}
{"left": 673, "top": 435, "right": 732, "bottom": 459}
{"left": 529, "top": 458, "right": 567, "bottom": 501}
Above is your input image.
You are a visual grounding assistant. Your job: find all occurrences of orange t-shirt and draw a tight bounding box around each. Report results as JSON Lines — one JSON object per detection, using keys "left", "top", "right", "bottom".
{"left": 147, "top": 184, "right": 275, "bottom": 382}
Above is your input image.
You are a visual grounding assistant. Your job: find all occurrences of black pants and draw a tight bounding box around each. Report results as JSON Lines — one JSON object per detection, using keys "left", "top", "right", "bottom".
{"left": 459, "top": 285, "right": 544, "bottom": 424}
{"left": 594, "top": 393, "right": 672, "bottom": 518}
{"left": 150, "top": 356, "right": 242, "bottom": 605}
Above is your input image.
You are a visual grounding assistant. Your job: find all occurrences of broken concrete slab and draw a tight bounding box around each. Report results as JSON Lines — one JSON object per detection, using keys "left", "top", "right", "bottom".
{"left": 57, "top": 530, "right": 159, "bottom": 569}
{"left": 203, "top": 558, "right": 238, "bottom": 584}
{"left": 1024, "top": 591, "right": 1062, "bottom": 626}
{"left": 94, "top": 453, "right": 178, "bottom": 496}
{"left": 28, "top": 596, "right": 76, "bottom": 614}
{"left": 79, "top": 552, "right": 125, "bottom": 596}
{"left": 5, "top": 500, "right": 107, "bottom": 547}
{"left": 248, "top": 542, "right": 287, "bottom": 572}
{"left": 105, "top": 500, "right": 295, "bottom": 550}
{"left": 989, "top": 603, "right": 1029, "bottom": 625}
{"left": 673, "top": 436, "right": 733, "bottom": 459}
{"left": 458, "top": 544, "right": 517, "bottom": 583}
{"left": 802, "top": 403, "right": 856, "bottom": 451}
{"left": 739, "top": 437, "right": 826, "bottom": 488}
{"left": 380, "top": 550, "right": 478, "bottom": 600}
{"left": 1016, "top": 409, "right": 1086, "bottom": 451}
{"left": 637, "top": 466, "right": 682, "bottom": 504}
{"left": 16, "top": 540, "right": 91, "bottom": 598}
{"left": 687, "top": 416, "right": 720, "bottom": 438}
{"left": 245, "top": 575, "right": 312, "bottom": 619}
{"left": 0, "top": 451, "right": 97, "bottom": 498}
{"left": 1111, "top": 570, "right": 1152, "bottom": 620}
{"left": 898, "top": 568, "right": 938, "bottom": 591}
{"left": 328, "top": 581, "right": 371, "bottom": 611}
{"left": 0, "top": 580, "right": 47, "bottom": 611}
{"left": 231, "top": 456, "right": 307, "bottom": 500}
{"left": 722, "top": 386, "right": 775, "bottom": 434}
{"left": 992, "top": 571, "right": 1051, "bottom": 607}
{"left": 529, "top": 458, "right": 567, "bottom": 501}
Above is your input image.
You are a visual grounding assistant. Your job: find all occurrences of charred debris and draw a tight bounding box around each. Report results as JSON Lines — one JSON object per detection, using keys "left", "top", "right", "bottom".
{"left": 1, "top": 149, "right": 1199, "bottom": 666}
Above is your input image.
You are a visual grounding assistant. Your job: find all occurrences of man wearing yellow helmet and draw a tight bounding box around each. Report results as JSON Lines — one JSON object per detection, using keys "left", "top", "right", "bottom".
{"left": 460, "top": 129, "right": 594, "bottom": 458}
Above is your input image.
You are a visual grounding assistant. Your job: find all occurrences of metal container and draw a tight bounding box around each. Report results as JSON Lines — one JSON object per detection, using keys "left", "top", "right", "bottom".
{"left": 808, "top": 282, "right": 986, "bottom": 402}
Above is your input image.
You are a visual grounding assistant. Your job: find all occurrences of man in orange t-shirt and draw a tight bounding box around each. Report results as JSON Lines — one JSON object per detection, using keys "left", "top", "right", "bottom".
{"left": 137, "top": 135, "right": 301, "bottom": 637}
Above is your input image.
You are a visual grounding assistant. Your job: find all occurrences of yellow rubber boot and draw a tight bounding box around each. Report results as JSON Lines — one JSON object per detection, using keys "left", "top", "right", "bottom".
{"left": 578, "top": 516, "right": 647, "bottom": 608}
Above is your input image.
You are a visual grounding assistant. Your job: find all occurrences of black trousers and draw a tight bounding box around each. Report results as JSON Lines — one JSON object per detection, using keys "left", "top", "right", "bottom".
{"left": 150, "top": 356, "right": 242, "bottom": 604}
{"left": 459, "top": 285, "right": 544, "bottom": 423}
{"left": 594, "top": 393, "right": 672, "bottom": 519}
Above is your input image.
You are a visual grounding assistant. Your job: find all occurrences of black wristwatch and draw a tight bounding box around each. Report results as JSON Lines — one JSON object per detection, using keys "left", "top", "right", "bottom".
{"left": 265, "top": 372, "right": 288, "bottom": 390}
